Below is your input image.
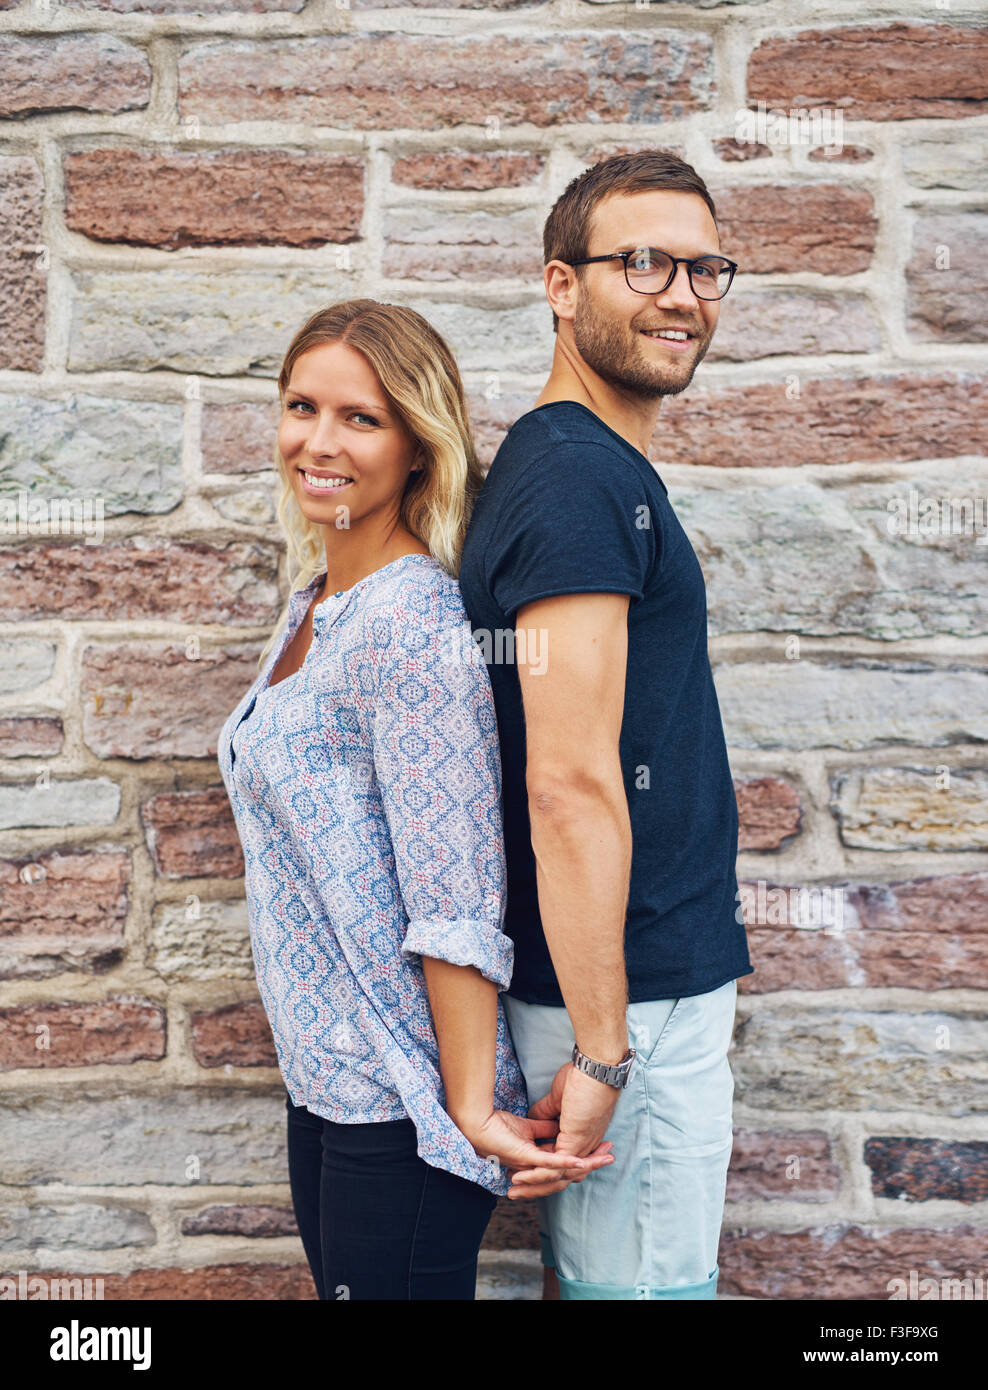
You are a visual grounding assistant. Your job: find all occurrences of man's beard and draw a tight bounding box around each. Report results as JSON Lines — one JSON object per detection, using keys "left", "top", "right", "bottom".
{"left": 572, "top": 296, "right": 710, "bottom": 399}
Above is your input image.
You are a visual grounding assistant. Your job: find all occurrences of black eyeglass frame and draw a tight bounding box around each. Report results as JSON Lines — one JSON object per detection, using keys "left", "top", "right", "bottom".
{"left": 566, "top": 248, "right": 739, "bottom": 301}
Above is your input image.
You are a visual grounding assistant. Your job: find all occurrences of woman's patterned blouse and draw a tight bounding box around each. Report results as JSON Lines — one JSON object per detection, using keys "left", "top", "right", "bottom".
{"left": 217, "top": 553, "right": 528, "bottom": 1196}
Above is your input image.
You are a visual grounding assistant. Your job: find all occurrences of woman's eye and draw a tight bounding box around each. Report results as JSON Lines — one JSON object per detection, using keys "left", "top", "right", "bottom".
{"left": 283, "top": 402, "right": 379, "bottom": 426}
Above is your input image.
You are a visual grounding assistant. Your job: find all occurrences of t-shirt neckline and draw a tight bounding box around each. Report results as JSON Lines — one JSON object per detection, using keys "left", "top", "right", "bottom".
{"left": 527, "top": 399, "right": 654, "bottom": 468}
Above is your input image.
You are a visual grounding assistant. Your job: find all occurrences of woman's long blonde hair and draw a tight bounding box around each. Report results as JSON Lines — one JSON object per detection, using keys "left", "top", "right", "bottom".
{"left": 259, "top": 299, "right": 484, "bottom": 666}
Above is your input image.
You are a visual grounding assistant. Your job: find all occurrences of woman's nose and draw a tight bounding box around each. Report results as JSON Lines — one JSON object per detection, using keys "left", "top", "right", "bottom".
{"left": 306, "top": 414, "right": 342, "bottom": 457}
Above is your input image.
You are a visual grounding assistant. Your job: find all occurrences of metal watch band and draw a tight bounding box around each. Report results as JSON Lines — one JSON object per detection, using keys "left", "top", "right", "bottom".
{"left": 571, "top": 1043, "right": 637, "bottom": 1089}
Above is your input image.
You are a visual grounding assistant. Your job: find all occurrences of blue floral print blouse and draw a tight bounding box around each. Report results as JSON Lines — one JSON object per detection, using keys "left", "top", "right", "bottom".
{"left": 217, "top": 553, "right": 527, "bottom": 1196}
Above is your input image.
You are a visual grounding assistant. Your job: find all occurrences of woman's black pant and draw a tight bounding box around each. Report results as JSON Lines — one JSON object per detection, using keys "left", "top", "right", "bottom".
{"left": 285, "top": 1093, "right": 498, "bottom": 1300}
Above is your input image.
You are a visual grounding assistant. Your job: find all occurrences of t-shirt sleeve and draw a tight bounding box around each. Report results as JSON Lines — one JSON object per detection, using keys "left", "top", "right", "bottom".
{"left": 486, "top": 440, "right": 657, "bottom": 620}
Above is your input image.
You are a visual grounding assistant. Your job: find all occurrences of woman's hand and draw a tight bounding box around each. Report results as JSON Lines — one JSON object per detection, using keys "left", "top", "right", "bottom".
{"left": 453, "top": 1107, "right": 614, "bottom": 1199}
{"left": 419, "top": 960, "right": 615, "bottom": 1198}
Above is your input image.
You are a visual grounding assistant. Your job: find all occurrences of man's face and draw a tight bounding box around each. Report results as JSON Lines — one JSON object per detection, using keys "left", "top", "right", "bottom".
{"left": 568, "top": 190, "right": 725, "bottom": 399}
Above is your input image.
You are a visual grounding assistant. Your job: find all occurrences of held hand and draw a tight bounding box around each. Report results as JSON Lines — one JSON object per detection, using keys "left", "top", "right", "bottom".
{"left": 503, "top": 1131, "right": 616, "bottom": 1200}
{"left": 455, "top": 1108, "right": 614, "bottom": 1197}
{"left": 526, "top": 1059, "right": 622, "bottom": 1160}
{"left": 503, "top": 1061, "right": 622, "bottom": 1200}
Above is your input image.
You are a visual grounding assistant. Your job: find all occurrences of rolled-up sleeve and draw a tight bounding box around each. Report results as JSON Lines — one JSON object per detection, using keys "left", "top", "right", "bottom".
{"left": 370, "top": 610, "right": 513, "bottom": 991}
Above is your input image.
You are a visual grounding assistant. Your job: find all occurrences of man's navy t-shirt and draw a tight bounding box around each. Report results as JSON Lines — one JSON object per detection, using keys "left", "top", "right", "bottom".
{"left": 457, "top": 400, "right": 753, "bottom": 1006}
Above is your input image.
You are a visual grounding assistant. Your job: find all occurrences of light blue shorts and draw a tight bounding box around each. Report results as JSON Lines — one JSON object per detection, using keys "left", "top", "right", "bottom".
{"left": 502, "top": 978, "right": 738, "bottom": 1300}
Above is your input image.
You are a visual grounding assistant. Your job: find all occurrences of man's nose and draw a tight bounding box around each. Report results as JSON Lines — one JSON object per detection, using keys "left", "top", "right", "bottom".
{"left": 655, "top": 261, "right": 701, "bottom": 311}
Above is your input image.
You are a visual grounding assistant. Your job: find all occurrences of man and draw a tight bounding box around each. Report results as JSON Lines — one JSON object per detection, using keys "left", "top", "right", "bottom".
{"left": 457, "top": 150, "right": 754, "bottom": 1301}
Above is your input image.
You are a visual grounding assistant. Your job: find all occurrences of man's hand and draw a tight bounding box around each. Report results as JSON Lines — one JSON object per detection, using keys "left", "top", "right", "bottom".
{"left": 505, "top": 1061, "right": 621, "bottom": 1197}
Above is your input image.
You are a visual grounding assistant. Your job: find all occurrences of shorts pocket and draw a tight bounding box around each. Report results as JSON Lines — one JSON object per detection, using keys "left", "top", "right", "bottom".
{"left": 631, "top": 997, "right": 684, "bottom": 1067}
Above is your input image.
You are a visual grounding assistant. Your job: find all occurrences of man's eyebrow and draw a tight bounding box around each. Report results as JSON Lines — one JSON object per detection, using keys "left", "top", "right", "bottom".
{"left": 614, "top": 243, "right": 724, "bottom": 257}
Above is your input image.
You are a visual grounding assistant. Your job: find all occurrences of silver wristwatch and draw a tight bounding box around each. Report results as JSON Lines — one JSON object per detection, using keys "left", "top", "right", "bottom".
{"left": 571, "top": 1043, "right": 636, "bottom": 1089}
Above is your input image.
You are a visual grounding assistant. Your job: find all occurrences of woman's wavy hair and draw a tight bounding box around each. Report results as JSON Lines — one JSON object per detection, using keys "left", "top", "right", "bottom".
{"left": 259, "top": 298, "right": 484, "bottom": 667}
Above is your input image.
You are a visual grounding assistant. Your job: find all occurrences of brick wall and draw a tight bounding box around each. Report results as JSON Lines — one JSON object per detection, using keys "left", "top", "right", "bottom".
{"left": 0, "top": 0, "right": 985, "bottom": 1301}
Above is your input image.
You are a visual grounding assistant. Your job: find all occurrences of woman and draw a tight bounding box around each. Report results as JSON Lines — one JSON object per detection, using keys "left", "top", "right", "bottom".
{"left": 217, "top": 299, "right": 613, "bottom": 1301}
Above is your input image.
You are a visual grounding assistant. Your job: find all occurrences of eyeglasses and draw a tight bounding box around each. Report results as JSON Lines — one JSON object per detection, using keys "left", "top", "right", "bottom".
{"left": 567, "top": 247, "right": 738, "bottom": 301}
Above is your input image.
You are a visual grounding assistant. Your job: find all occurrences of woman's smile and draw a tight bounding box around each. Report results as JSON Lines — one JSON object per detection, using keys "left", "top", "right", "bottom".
{"left": 298, "top": 467, "right": 353, "bottom": 494}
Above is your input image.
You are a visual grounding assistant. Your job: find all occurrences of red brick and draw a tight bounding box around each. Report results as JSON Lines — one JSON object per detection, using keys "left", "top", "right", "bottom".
{"left": 0, "top": 850, "right": 130, "bottom": 980}
{"left": 0, "top": 1263, "right": 316, "bottom": 1300}
{"left": 0, "top": 540, "right": 281, "bottom": 624}
{"left": 0, "top": 997, "right": 165, "bottom": 1070}
{"left": 0, "top": 157, "right": 45, "bottom": 372}
{"left": 739, "top": 872, "right": 988, "bottom": 993}
{"left": 181, "top": 1204, "right": 298, "bottom": 1238}
{"left": 179, "top": 33, "right": 715, "bottom": 129}
{"left": 0, "top": 718, "right": 63, "bottom": 758}
{"left": 391, "top": 150, "right": 544, "bottom": 190}
{"left": 81, "top": 642, "right": 263, "bottom": 760}
{"left": 650, "top": 372, "right": 985, "bottom": 469}
{"left": 748, "top": 24, "right": 988, "bottom": 121}
{"left": 735, "top": 776, "right": 802, "bottom": 851}
{"left": 727, "top": 1130, "right": 841, "bottom": 1202}
{"left": 713, "top": 185, "right": 877, "bottom": 275}
{"left": 719, "top": 1223, "right": 987, "bottom": 1299}
{"left": 866, "top": 1137, "right": 988, "bottom": 1204}
{"left": 142, "top": 787, "right": 244, "bottom": 879}
{"left": 853, "top": 871, "right": 988, "bottom": 936}
{"left": 190, "top": 1001, "right": 277, "bottom": 1068}
{"left": 64, "top": 150, "right": 363, "bottom": 248}
{"left": 807, "top": 144, "right": 875, "bottom": 164}
{"left": 713, "top": 138, "right": 772, "bottom": 162}
{"left": 202, "top": 402, "right": 281, "bottom": 475}
{"left": 580, "top": 141, "right": 689, "bottom": 167}
{"left": 0, "top": 35, "right": 150, "bottom": 119}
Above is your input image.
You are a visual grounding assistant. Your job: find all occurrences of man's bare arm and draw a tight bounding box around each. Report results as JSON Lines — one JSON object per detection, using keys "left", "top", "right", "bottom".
{"left": 516, "top": 591, "right": 633, "bottom": 1112}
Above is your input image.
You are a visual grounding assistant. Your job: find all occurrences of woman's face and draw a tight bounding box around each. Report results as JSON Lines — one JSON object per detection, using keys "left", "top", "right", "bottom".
{"left": 278, "top": 341, "right": 422, "bottom": 532}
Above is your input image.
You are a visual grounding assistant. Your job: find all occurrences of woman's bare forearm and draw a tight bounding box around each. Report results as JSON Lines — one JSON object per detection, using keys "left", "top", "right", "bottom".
{"left": 421, "top": 957, "right": 498, "bottom": 1127}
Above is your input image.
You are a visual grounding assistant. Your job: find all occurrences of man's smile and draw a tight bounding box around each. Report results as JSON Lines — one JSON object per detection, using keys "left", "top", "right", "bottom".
{"left": 638, "top": 325, "right": 697, "bottom": 353}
